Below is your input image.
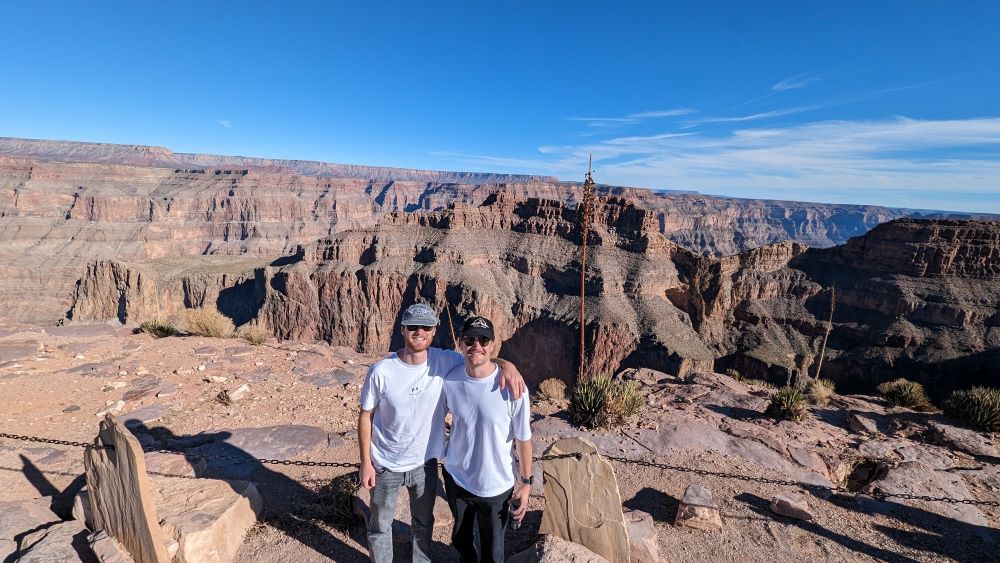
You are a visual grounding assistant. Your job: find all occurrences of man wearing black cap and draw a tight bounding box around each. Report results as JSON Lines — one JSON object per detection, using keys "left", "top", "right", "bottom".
{"left": 442, "top": 315, "right": 532, "bottom": 563}
{"left": 358, "top": 304, "right": 525, "bottom": 563}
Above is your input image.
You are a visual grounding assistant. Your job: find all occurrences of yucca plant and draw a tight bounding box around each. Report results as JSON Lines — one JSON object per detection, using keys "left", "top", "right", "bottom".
{"left": 766, "top": 386, "right": 809, "bottom": 422}
{"left": 807, "top": 378, "right": 836, "bottom": 406}
{"left": 945, "top": 387, "right": 1000, "bottom": 432}
{"left": 877, "top": 378, "right": 933, "bottom": 411}
{"left": 570, "top": 376, "right": 645, "bottom": 429}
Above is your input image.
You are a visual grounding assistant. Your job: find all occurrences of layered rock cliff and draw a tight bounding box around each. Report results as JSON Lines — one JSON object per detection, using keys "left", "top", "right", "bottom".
{"left": 67, "top": 193, "right": 1000, "bottom": 394}
{"left": 2, "top": 137, "right": 968, "bottom": 324}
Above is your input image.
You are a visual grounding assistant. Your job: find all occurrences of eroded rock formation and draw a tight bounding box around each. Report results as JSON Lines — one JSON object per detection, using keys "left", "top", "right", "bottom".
{"left": 67, "top": 193, "right": 1000, "bottom": 394}
{"left": 2, "top": 137, "right": 957, "bottom": 325}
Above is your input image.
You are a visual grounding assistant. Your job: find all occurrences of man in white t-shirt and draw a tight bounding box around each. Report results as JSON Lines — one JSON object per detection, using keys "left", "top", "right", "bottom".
{"left": 442, "top": 315, "right": 532, "bottom": 563}
{"left": 358, "top": 304, "right": 525, "bottom": 563}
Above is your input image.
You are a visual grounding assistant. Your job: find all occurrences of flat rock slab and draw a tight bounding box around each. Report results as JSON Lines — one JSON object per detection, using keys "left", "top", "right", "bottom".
{"left": 928, "top": 420, "right": 999, "bottom": 458}
{"left": 144, "top": 451, "right": 207, "bottom": 478}
{"left": 508, "top": 534, "right": 610, "bottom": 563}
{"left": 69, "top": 359, "right": 120, "bottom": 376}
{"left": 634, "top": 419, "right": 832, "bottom": 487}
{"left": 223, "top": 346, "right": 255, "bottom": 357}
{"left": 193, "top": 347, "right": 218, "bottom": 356}
{"left": 186, "top": 425, "right": 327, "bottom": 478}
{"left": 353, "top": 482, "right": 453, "bottom": 542}
{"left": 122, "top": 377, "right": 162, "bottom": 401}
{"left": 18, "top": 520, "right": 94, "bottom": 563}
{"left": 48, "top": 324, "right": 127, "bottom": 338}
{"left": 0, "top": 340, "right": 42, "bottom": 362}
{"left": 300, "top": 368, "right": 356, "bottom": 388}
{"left": 23, "top": 446, "right": 73, "bottom": 466}
{"left": 152, "top": 476, "right": 262, "bottom": 563}
{"left": 156, "top": 381, "right": 179, "bottom": 397}
{"left": 0, "top": 496, "right": 60, "bottom": 560}
{"left": 239, "top": 369, "right": 274, "bottom": 383}
{"left": 870, "top": 460, "right": 989, "bottom": 529}
{"left": 675, "top": 484, "right": 723, "bottom": 532}
{"left": 122, "top": 404, "right": 169, "bottom": 428}
{"left": 88, "top": 530, "right": 134, "bottom": 563}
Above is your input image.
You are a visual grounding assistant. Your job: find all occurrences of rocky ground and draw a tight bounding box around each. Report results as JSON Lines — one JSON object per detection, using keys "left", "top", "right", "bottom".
{"left": 1, "top": 320, "right": 998, "bottom": 562}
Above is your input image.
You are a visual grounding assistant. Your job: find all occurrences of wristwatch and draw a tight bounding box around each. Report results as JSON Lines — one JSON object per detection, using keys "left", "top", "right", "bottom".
{"left": 519, "top": 475, "right": 534, "bottom": 485}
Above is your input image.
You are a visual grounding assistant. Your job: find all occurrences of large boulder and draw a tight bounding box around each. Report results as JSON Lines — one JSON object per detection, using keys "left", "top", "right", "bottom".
{"left": 152, "top": 476, "right": 262, "bottom": 563}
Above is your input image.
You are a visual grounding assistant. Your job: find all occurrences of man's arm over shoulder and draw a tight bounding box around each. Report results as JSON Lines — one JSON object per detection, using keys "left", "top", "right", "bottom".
{"left": 494, "top": 358, "right": 526, "bottom": 400}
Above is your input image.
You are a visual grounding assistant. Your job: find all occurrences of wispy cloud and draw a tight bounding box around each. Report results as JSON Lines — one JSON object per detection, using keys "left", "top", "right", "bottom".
{"left": 435, "top": 116, "right": 1000, "bottom": 212}
{"left": 772, "top": 72, "right": 825, "bottom": 92}
{"left": 218, "top": 120, "right": 233, "bottom": 128}
{"left": 569, "top": 108, "right": 695, "bottom": 127}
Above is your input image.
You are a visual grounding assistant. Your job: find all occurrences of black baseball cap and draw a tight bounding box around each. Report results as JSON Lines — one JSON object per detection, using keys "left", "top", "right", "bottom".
{"left": 461, "top": 316, "right": 495, "bottom": 340}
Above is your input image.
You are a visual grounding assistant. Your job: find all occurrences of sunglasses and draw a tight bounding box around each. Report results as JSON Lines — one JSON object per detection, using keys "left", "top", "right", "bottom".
{"left": 404, "top": 325, "right": 435, "bottom": 332}
{"left": 462, "top": 336, "right": 493, "bottom": 347}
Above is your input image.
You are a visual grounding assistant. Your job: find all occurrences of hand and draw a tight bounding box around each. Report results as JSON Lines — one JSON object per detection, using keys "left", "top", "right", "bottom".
{"left": 360, "top": 462, "right": 376, "bottom": 490}
{"left": 498, "top": 362, "right": 527, "bottom": 400}
{"left": 511, "top": 484, "right": 530, "bottom": 522}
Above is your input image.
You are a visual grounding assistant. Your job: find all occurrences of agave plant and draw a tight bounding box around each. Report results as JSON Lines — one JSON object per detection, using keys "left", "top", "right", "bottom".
{"left": 766, "top": 386, "right": 809, "bottom": 422}
{"left": 945, "top": 387, "right": 1000, "bottom": 432}
{"left": 570, "top": 376, "right": 645, "bottom": 429}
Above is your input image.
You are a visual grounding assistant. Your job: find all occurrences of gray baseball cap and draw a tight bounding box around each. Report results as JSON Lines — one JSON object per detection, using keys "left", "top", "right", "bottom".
{"left": 400, "top": 303, "right": 439, "bottom": 326}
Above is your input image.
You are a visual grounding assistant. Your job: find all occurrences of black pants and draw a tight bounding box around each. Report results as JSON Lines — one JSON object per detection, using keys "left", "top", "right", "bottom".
{"left": 442, "top": 468, "right": 513, "bottom": 563}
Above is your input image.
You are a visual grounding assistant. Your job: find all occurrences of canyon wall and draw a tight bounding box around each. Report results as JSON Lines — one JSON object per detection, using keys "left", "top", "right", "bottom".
{"left": 1, "top": 138, "right": 966, "bottom": 324}
{"left": 67, "top": 193, "right": 1000, "bottom": 394}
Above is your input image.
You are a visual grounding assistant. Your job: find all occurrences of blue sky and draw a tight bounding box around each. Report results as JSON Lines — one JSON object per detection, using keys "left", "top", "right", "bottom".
{"left": 2, "top": 1, "right": 999, "bottom": 212}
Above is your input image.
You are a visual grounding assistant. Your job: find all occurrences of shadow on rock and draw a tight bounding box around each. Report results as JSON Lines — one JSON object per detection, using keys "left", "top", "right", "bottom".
{"left": 624, "top": 486, "right": 679, "bottom": 523}
{"left": 737, "top": 492, "right": 920, "bottom": 563}
{"left": 131, "top": 423, "right": 370, "bottom": 561}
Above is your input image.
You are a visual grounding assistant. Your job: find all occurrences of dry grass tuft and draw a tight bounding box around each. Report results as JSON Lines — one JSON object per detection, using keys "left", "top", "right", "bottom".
{"left": 538, "top": 378, "right": 568, "bottom": 402}
{"left": 184, "top": 307, "right": 235, "bottom": 338}
{"left": 239, "top": 324, "right": 271, "bottom": 345}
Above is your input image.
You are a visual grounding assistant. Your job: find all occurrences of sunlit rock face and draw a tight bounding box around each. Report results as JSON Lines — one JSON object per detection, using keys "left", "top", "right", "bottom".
{"left": 0, "top": 137, "right": 933, "bottom": 324}
{"left": 67, "top": 188, "right": 1000, "bottom": 395}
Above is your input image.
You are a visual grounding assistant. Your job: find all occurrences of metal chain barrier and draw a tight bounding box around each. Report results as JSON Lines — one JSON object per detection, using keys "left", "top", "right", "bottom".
{"left": 3, "top": 431, "right": 1000, "bottom": 507}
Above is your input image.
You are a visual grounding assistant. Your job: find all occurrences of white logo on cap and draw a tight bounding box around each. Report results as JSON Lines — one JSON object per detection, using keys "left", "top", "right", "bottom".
{"left": 469, "top": 318, "right": 489, "bottom": 329}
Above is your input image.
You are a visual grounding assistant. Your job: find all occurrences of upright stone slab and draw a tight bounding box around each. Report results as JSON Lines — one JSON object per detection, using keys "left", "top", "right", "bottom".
{"left": 539, "top": 437, "right": 631, "bottom": 563}
{"left": 84, "top": 414, "right": 171, "bottom": 563}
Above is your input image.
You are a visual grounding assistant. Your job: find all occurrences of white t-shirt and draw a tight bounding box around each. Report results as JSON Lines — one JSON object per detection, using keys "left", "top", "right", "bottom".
{"left": 443, "top": 364, "right": 532, "bottom": 498}
{"left": 360, "top": 347, "right": 464, "bottom": 472}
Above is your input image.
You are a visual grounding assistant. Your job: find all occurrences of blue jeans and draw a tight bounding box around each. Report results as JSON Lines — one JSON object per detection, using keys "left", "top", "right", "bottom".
{"left": 367, "top": 459, "right": 438, "bottom": 563}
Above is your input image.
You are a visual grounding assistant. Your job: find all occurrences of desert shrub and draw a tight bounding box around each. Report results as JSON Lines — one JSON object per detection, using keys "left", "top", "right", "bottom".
{"left": 765, "top": 386, "right": 809, "bottom": 422}
{"left": 807, "top": 378, "right": 836, "bottom": 406}
{"left": 570, "top": 376, "right": 645, "bottom": 429}
{"left": 724, "top": 368, "right": 742, "bottom": 381}
{"left": 538, "top": 378, "right": 567, "bottom": 402}
{"left": 945, "top": 387, "right": 1000, "bottom": 432}
{"left": 183, "top": 307, "right": 235, "bottom": 338}
{"left": 239, "top": 324, "right": 271, "bottom": 346}
{"left": 137, "top": 319, "right": 178, "bottom": 338}
{"left": 877, "top": 378, "right": 933, "bottom": 411}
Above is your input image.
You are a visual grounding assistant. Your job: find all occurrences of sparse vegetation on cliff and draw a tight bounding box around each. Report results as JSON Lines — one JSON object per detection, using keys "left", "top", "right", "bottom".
{"left": 570, "top": 376, "right": 645, "bottom": 429}
{"left": 807, "top": 378, "right": 836, "bottom": 406}
{"left": 239, "top": 325, "right": 271, "bottom": 346}
{"left": 138, "top": 319, "right": 179, "bottom": 338}
{"left": 877, "top": 378, "right": 933, "bottom": 411}
{"left": 766, "top": 386, "right": 809, "bottom": 421}
{"left": 945, "top": 387, "right": 1000, "bottom": 432}
{"left": 184, "top": 307, "right": 235, "bottom": 338}
{"left": 538, "top": 378, "right": 567, "bottom": 402}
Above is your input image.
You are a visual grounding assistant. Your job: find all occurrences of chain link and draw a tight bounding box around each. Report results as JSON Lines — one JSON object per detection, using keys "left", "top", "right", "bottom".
{"left": 4, "top": 431, "right": 1000, "bottom": 507}
{"left": 0, "top": 432, "right": 108, "bottom": 450}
